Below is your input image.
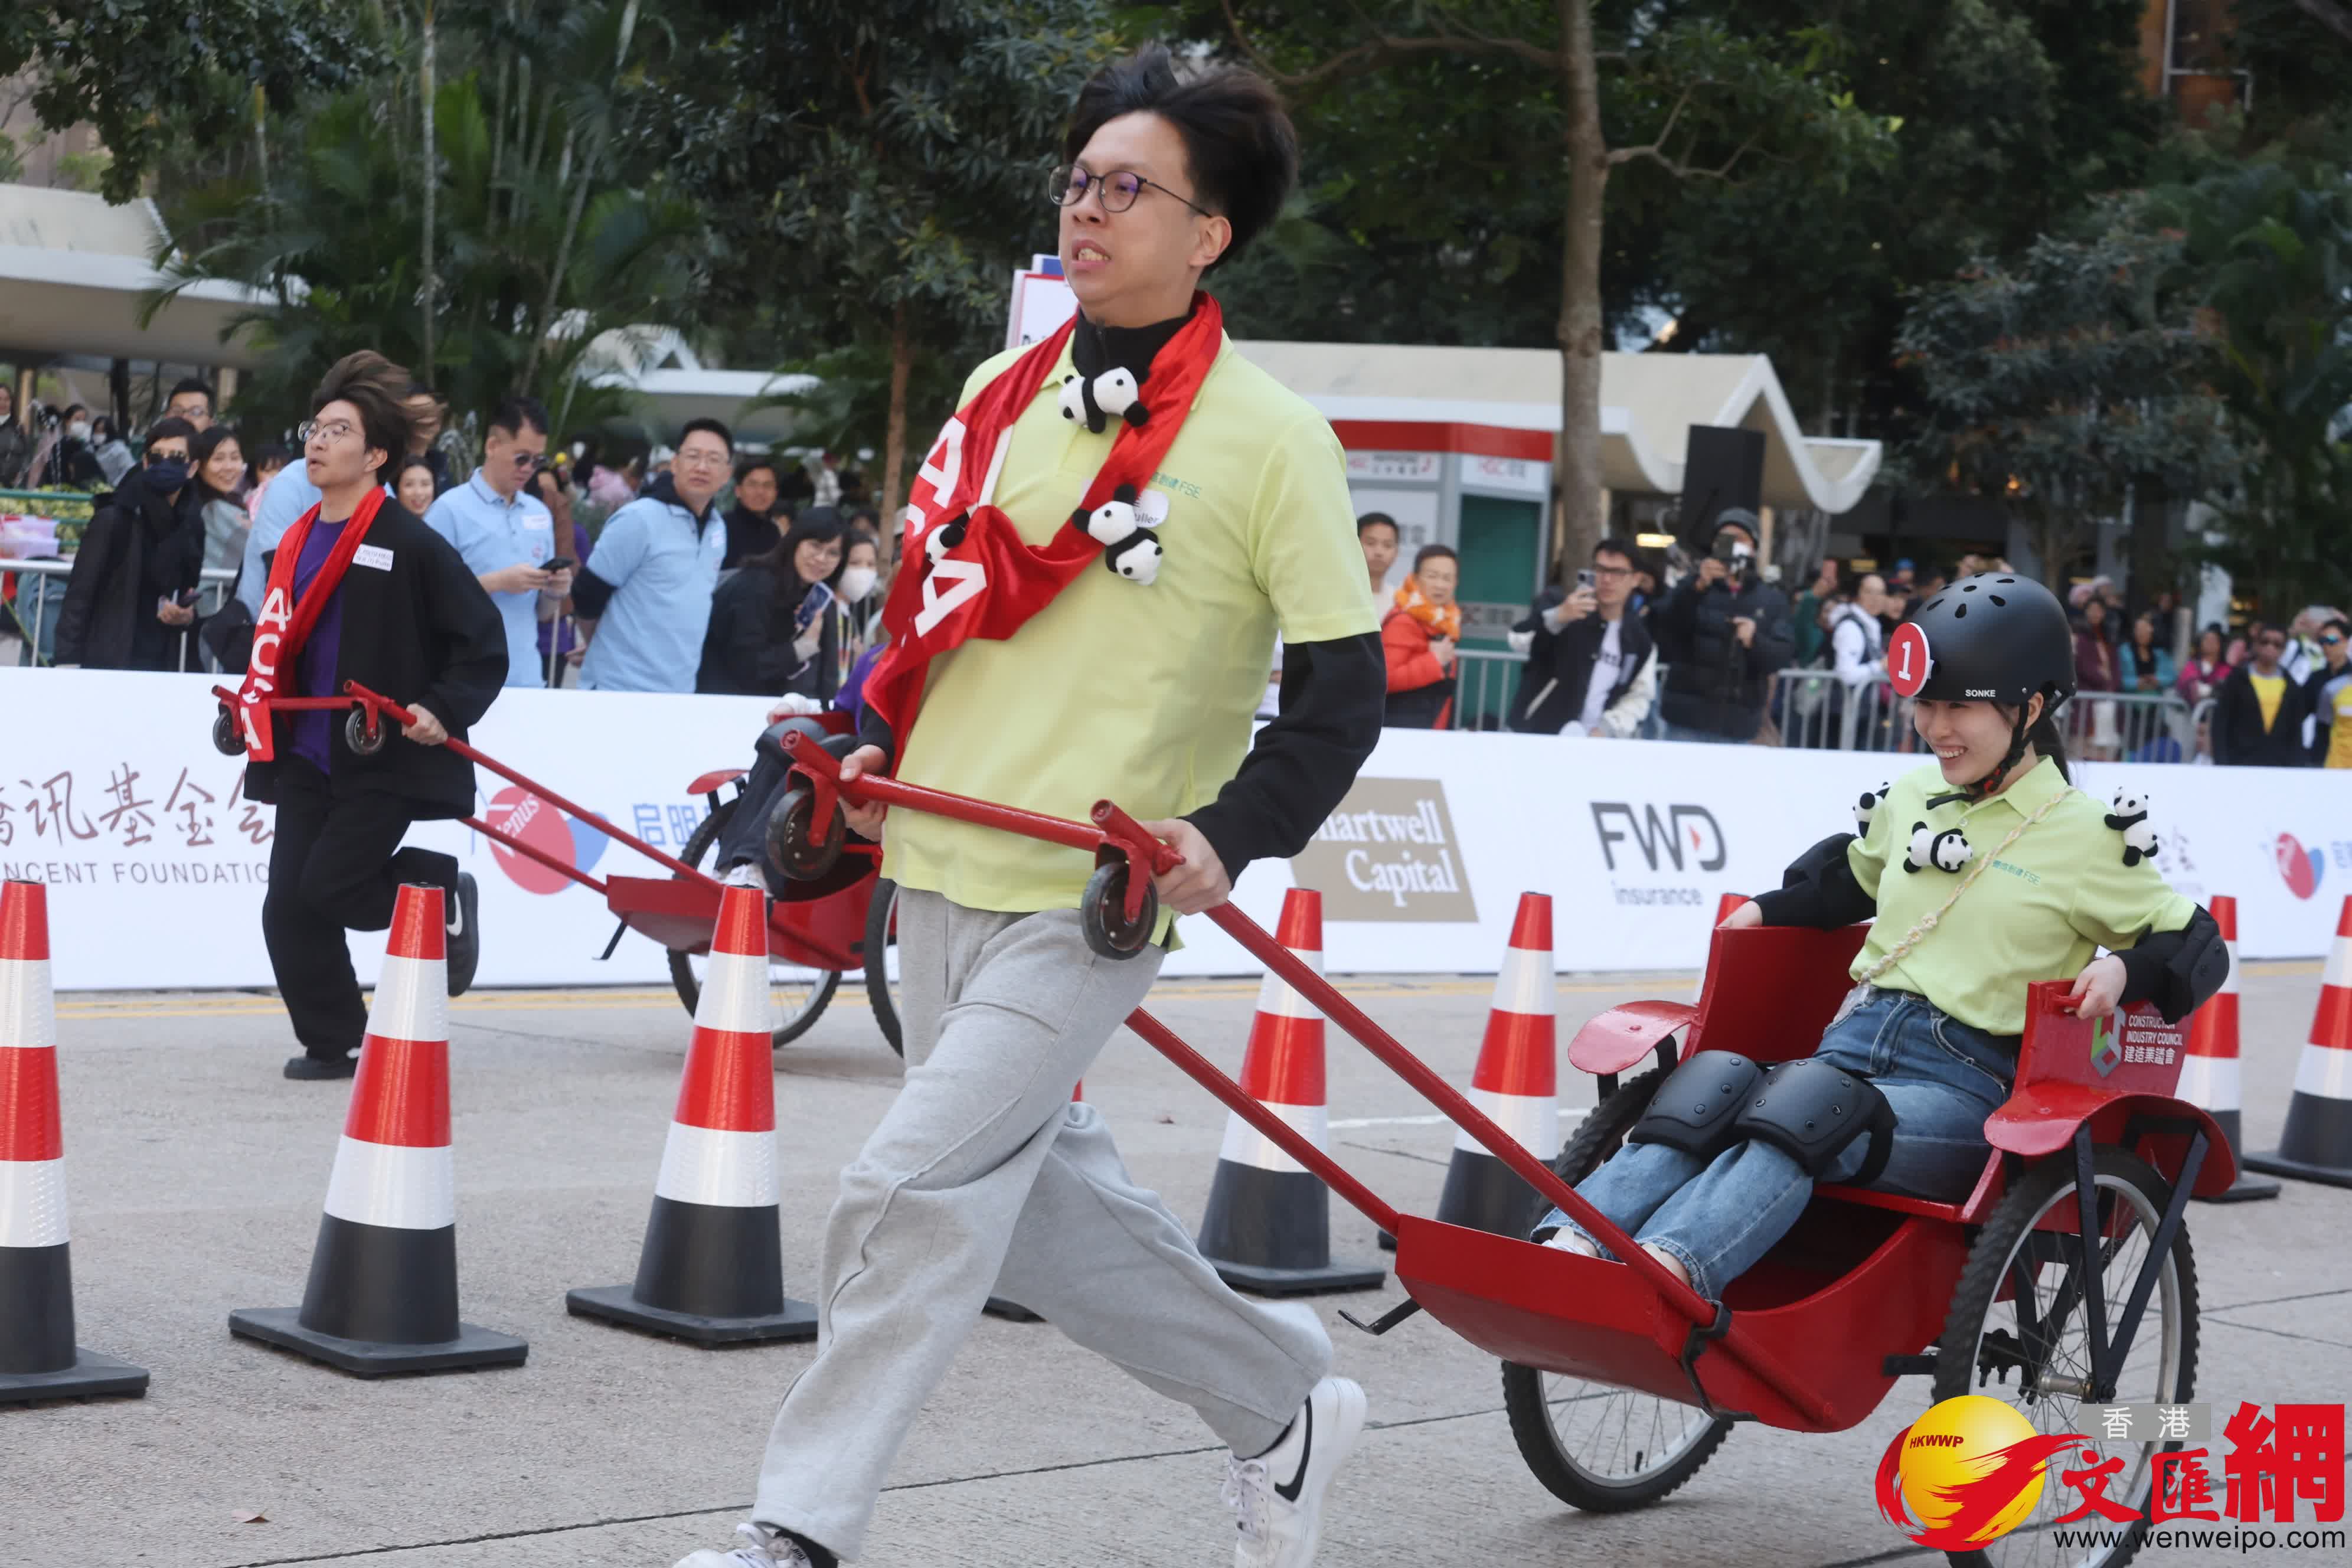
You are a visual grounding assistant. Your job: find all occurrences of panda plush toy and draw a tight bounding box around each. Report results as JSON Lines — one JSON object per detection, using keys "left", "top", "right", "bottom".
{"left": 1904, "top": 819, "right": 1972, "bottom": 874}
{"left": 922, "top": 513, "right": 968, "bottom": 569}
{"left": 1059, "top": 368, "right": 1149, "bottom": 435}
{"left": 1069, "top": 484, "right": 1170, "bottom": 585}
{"left": 2103, "top": 788, "right": 2158, "bottom": 868}
{"left": 1854, "top": 782, "right": 1891, "bottom": 837}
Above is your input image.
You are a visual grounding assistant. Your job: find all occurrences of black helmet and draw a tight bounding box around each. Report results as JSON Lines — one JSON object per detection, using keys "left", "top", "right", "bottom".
{"left": 1887, "top": 572, "right": 2076, "bottom": 709}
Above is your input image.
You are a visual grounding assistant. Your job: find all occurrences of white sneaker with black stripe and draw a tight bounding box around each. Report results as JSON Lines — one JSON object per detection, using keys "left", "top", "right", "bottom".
{"left": 1223, "top": 1376, "right": 1367, "bottom": 1567}
{"left": 672, "top": 1522, "right": 812, "bottom": 1568}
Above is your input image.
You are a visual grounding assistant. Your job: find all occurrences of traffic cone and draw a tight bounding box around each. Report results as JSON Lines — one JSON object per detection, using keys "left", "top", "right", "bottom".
{"left": 230, "top": 884, "right": 527, "bottom": 1374}
{"left": 984, "top": 1080, "right": 1084, "bottom": 1325}
{"left": 2245, "top": 896, "right": 2352, "bottom": 1190}
{"left": 569, "top": 883, "right": 816, "bottom": 1342}
{"left": 2178, "top": 897, "right": 2278, "bottom": 1203}
{"left": 1195, "top": 889, "right": 1384, "bottom": 1296}
{"left": 0, "top": 881, "right": 147, "bottom": 1403}
{"left": 1434, "top": 894, "right": 1559, "bottom": 1235}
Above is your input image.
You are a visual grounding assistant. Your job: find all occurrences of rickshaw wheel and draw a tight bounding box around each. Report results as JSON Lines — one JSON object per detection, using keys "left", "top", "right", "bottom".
{"left": 863, "top": 878, "right": 904, "bottom": 1056}
{"left": 1501, "top": 1063, "right": 1733, "bottom": 1511}
{"left": 1080, "top": 861, "right": 1156, "bottom": 960}
{"left": 344, "top": 705, "right": 388, "bottom": 756}
{"left": 1929, "top": 1146, "right": 2197, "bottom": 1568}
{"left": 670, "top": 798, "right": 841, "bottom": 1047}
{"left": 211, "top": 707, "right": 246, "bottom": 756}
{"left": 767, "top": 786, "right": 846, "bottom": 881}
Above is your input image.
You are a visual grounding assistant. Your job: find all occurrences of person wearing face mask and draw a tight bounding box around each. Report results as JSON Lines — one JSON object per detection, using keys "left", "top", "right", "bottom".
{"left": 697, "top": 507, "right": 848, "bottom": 697}
{"left": 87, "top": 414, "right": 137, "bottom": 486}
{"left": 833, "top": 527, "right": 882, "bottom": 652}
{"left": 54, "top": 416, "right": 207, "bottom": 670}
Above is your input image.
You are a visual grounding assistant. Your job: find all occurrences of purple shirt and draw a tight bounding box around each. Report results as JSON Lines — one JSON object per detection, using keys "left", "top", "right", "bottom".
{"left": 289, "top": 519, "right": 347, "bottom": 774}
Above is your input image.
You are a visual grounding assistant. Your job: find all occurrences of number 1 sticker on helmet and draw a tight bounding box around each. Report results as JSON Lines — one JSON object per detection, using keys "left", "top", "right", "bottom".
{"left": 1887, "top": 622, "right": 1932, "bottom": 698}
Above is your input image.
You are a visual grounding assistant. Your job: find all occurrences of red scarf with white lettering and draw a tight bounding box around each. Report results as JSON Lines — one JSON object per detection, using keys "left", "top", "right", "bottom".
{"left": 234, "top": 486, "right": 385, "bottom": 759}
{"left": 863, "top": 292, "right": 1223, "bottom": 741}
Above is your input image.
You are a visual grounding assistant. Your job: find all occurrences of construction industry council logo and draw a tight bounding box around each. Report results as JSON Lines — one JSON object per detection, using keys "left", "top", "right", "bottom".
{"left": 1292, "top": 778, "right": 1476, "bottom": 923}
{"left": 1875, "top": 1396, "right": 2080, "bottom": 1550}
{"left": 479, "top": 786, "right": 610, "bottom": 896}
{"left": 1591, "top": 800, "right": 1726, "bottom": 907}
{"left": 2090, "top": 1012, "right": 2125, "bottom": 1077}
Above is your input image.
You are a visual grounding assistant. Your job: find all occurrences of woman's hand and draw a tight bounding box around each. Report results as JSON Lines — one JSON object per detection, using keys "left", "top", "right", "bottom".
{"left": 1142, "top": 817, "right": 1230, "bottom": 914}
{"left": 2066, "top": 953, "right": 2128, "bottom": 1020}
{"left": 837, "top": 744, "right": 889, "bottom": 839}
{"left": 1719, "top": 900, "right": 1763, "bottom": 930}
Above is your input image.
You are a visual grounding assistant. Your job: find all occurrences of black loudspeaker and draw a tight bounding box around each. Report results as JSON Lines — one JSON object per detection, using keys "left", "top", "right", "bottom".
{"left": 1679, "top": 425, "right": 1766, "bottom": 547}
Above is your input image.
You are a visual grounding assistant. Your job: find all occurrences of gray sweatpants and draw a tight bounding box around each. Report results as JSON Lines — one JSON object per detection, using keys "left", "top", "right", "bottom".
{"left": 753, "top": 890, "right": 1332, "bottom": 1558}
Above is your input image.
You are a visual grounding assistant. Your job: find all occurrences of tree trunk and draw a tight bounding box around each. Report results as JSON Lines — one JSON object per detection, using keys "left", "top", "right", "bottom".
{"left": 521, "top": 0, "right": 637, "bottom": 390}
{"left": 1555, "top": 0, "right": 1608, "bottom": 570}
{"left": 420, "top": 5, "right": 437, "bottom": 383}
{"left": 881, "top": 302, "right": 913, "bottom": 520}
{"left": 251, "top": 83, "right": 270, "bottom": 185}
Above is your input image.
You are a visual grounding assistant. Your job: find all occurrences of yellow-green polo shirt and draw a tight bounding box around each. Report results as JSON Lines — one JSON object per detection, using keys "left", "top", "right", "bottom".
{"left": 1846, "top": 757, "right": 2197, "bottom": 1037}
{"left": 883, "top": 334, "right": 1378, "bottom": 936}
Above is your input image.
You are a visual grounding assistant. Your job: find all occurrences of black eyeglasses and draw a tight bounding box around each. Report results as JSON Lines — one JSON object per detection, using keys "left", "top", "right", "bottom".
{"left": 1048, "top": 162, "right": 1211, "bottom": 217}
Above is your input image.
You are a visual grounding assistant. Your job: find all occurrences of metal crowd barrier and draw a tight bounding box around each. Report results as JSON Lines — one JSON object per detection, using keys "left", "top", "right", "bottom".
{"left": 2, "top": 559, "right": 237, "bottom": 672}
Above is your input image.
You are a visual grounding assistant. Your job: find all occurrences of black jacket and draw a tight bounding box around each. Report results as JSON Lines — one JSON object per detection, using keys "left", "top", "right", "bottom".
{"left": 1507, "top": 590, "right": 1655, "bottom": 734}
{"left": 241, "top": 502, "right": 509, "bottom": 816}
{"left": 1653, "top": 571, "right": 1794, "bottom": 740}
{"left": 697, "top": 563, "right": 839, "bottom": 700}
{"left": 2213, "top": 665, "right": 2312, "bottom": 767}
{"left": 54, "top": 469, "right": 204, "bottom": 669}
{"left": 720, "top": 505, "right": 782, "bottom": 570}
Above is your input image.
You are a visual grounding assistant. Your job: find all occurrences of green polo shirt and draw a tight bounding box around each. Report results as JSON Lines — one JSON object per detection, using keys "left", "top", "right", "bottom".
{"left": 1847, "top": 757, "right": 2197, "bottom": 1037}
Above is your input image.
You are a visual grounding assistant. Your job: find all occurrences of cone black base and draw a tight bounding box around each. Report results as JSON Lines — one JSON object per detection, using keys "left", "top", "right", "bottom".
{"left": 0, "top": 1348, "right": 148, "bottom": 1404}
{"left": 1435, "top": 1151, "right": 1544, "bottom": 1237}
{"left": 1198, "top": 1164, "right": 1386, "bottom": 1298}
{"left": 2190, "top": 1108, "right": 2280, "bottom": 1203}
{"left": 983, "top": 1298, "right": 1043, "bottom": 1322}
{"left": 1208, "top": 1257, "right": 1387, "bottom": 1297}
{"left": 2240, "top": 1151, "right": 2352, "bottom": 1189}
{"left": 2243, "top": 1093, "right": 2352, "bottom": 1188}
{"left": 1377, "top": 1230, "right": 1396, "bottom": 1251}
{"left": 228, "top": 1307, "right": 527, "bottom": 1376}
{"left": 565, "top": 1285, "right": 817, "bottom": 1344}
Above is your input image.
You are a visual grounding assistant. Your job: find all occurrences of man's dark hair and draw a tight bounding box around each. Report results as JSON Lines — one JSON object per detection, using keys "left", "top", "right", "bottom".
{"left": 734, "top": 456, "right": 780, "bottom": 486}
{"left": 1062, "top": 44, "right": 1297, "bottom": 270}
{"left": 486, "top": 394, "right": 550, "bottom": 439}
{"left": 847, "top": 504, "right": 881, "bottom": 530}
{"left": 312, "top": 349, "right": 417, "bottom": 476}
{"left": 2322, "top": 616, "right": 2350, "bottom": 639}
{"left": 1412, "top": 543, "right": 1458, "bottom": 571}
{"left": 168, "top": 375, "right": 213, "bottom": 407}
{"left": 142, "top": 416, "right": 198, "bottom": 456}
{"left": 1357, "top": 511, "right": 1399, "bottom": 540}
{"left": 253, "top": 442, "right": 292, "bottom": 471}
{"left": 1593, "top": 535, "right": 1638, "bottom": 566}
{"left": 678, "top": 416, "right": 734, "bottom": 453}
{"left": 64, "top": 403, "right": 86, "bottom": 420}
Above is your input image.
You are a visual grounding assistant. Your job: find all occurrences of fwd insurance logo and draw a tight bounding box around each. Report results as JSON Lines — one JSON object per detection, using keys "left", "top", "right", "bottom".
{"left": 1592, "top": 802, "right": 1726, "bottom": 908}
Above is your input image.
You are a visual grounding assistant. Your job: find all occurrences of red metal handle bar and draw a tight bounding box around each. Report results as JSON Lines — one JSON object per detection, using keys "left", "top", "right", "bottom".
{"left": 1126, "top": 1008, "right": 1401, "bottom": 1236}
{"left": 461, "top": 814, "right": 610, "bottom": 897}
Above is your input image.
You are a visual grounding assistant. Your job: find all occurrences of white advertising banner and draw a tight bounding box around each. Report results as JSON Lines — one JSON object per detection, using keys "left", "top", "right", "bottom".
{"left": 4, "top": 668, "right": 2347, "bottom": 992}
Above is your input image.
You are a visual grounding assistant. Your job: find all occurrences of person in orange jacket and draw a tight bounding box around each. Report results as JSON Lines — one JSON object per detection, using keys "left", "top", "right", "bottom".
{"left": 1382, "top": 542, "right": 1460, "bottom": 728}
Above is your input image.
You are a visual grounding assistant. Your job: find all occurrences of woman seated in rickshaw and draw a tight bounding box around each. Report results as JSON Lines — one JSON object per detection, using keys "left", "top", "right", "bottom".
{"left": 1536, "top": 574, "right": 2229, "bottom": 1300}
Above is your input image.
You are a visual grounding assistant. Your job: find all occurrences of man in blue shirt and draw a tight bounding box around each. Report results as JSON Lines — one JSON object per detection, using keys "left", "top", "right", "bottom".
{"left": 422, "top": 396, "right": 571, "bottom": 688}
{"left": 573, "top": 417, "right": 731, "bottom": 692}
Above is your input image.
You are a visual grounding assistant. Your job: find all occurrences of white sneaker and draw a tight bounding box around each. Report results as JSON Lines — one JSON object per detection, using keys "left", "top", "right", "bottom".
{"left": 1223, "top": 1376, "right": 1367, "bottom": 1567}
{"left": 1543, "top": 1229, "right": 1599, "bottom": 1258}
{"left": 672, "top": 1523, "right": 814, "bottom": 1568}
{"left": 722, "top": 861, "right": 765, "bottom": 888}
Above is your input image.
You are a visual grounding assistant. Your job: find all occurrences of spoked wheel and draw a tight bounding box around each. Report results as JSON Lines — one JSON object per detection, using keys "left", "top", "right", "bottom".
{"left": 669, "top": 796, "right": 841, "bottom": 1047}
{"left": 1930, "top": 1146, "right": 2197, "bottom": 1568}
{"left": 1501, "top": 1063, "right": 1734, "bottom": 1511}
{"left": 863, "top": 877, "right": 904, "bottom": 1056}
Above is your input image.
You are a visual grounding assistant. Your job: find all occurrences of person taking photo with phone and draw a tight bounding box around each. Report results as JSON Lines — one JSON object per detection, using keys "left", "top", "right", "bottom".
{"left": 423, "top": 396, "right": 573, "bottom": 688}
{"left": 1505, "top": 537, "right": 1656, "bottom": 736}
{"left": 1653, "top": 509, "right": 1794, "bottom": 744}
{"left": 54, "top": 416, "right": 205, "bottom": 671}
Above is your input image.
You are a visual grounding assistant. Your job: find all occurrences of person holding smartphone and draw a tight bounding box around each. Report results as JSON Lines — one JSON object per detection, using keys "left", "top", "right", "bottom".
{"left": 1505, "top": 537, "right": 1657, "bottom": 736}
{"left": 53, "top": 416, "right": 207, "bottom": 670}
{"left": 422, "top": 396, "right": 573, "bottom": 688}
{"left": 1653, "top": 509, "right": 1794, "bottom": 744}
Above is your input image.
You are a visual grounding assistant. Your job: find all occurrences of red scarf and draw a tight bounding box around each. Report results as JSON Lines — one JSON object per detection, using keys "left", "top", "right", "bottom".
{"left": 863, "top": 293, "right": 1224, "bottom": 740}
{"left": 234, "top": 486, "right": 386, "bottom": 759}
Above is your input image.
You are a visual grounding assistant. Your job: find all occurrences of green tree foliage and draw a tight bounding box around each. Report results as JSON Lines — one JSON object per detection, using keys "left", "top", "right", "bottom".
{"left": 1894, "top": 202, "right": 2239, "bottom": 586}
{"left": 0, "top": 1, "right": 383, "bottom": 202}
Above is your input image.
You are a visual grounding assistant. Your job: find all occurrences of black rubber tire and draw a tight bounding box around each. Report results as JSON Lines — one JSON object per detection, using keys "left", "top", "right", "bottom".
{"left": 211, "top": 707, "right": 246, "bottom": 756}
{"left": 863, "top": 877, "right": 904, "bottom": 1056}
{"left": 1930, "top": 1145, "right": 2199, "bottom": 1568}
{"left": 1501, "top": 1064, "right": 1734, "bottom": 1512}
{"left": 1080, "top": 860, "right": 1156, "bottom": 959}
{"left": 668, "top": 797, "right": 840, "bottom": 1047}
{"left": 344, "top": 705, "right": 387, "bottom": 756}
{"left": 766, "top": 785, "right": 846, "bottom": 881}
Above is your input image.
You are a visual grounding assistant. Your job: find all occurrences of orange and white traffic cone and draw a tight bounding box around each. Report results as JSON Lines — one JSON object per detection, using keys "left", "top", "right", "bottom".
{"left": 1195, "top": 889, "right": 1384, "bottom": 1296}
{"left": 2245, "top": 895, "right": 2352, "bottom": 1190}
{"left": 2178, "top": 896, "right": 2278, "bottom": 1203}
{"left": 231, "top": 884, "right": 527, "bottom": 1374}
{"left": 1435, "top": 894, "right": 1559, "bottom": 1235}
{"left": 569, "top": 883, "right": 816, "bottom": 1342}
{"left": 0, "top": 880, "right": 147, "bottom": 1403}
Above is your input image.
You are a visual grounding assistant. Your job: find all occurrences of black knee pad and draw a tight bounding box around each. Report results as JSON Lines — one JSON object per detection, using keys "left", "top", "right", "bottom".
{"left": 1628, "top": 1051, "right": 1764, "bottom": 1161}
{"left": 1731, "top": 1057, "right": 1897, "bottom": 1185}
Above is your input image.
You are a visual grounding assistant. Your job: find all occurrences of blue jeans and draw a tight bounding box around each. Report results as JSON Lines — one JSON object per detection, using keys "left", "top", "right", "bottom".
{"left": 1537, "top": 987, "right": 2014, "bottom": 1299}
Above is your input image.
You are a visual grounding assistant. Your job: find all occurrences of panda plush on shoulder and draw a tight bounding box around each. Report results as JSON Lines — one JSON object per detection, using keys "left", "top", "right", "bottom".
{"left": 1059, "top": 368, "right": 1149, "bottom": 435}
{"left": 1855, "top": 782, "right": 1891, "bottom": 837}
{"left": 1069, "top": 484, "right": 1170, "bottom": 585}
{"left": 923, "top": 513, "right": 969, "bottom": 569}
{"left": 2104, "top": 788, "right": 2158, "bottom": 868}
{"left": 1905, "top": 819, "right": 1972, "bottom": 874}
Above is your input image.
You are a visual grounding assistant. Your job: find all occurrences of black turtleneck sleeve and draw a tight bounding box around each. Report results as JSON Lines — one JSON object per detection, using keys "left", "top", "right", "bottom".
{"left": 1184, "top": 633, "right": 1386, "bottom": 880}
